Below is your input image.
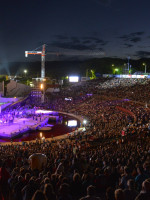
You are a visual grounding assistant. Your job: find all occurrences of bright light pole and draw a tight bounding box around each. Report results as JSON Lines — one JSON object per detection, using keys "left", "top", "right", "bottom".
{"left": 40, "top": 83, "right": 44, "bottom": 90}
{"left": 112, "top": 64, "right": 115, "bottom": 74}
{"left": 24, "top": 69, "right": 27, "bottom": 77}
{"left": 40, "top": 82, "right": 45, "bottom": 103}
{"left": 143, "top": 63, "right": 147, "bottom": 74}
{"left": 114, "top": 68, "right": 119, "bottom": 75}
{"left": 127, "top": 56, "right": 130, "bottom": 74}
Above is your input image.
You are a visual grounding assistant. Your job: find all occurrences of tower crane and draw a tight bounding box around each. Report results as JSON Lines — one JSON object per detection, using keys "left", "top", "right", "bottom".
{"left": 25, "top": 44, "right": 46, "bottom": 80}
{"left": 25, "top": 44, "right": 105, "bottom": 80}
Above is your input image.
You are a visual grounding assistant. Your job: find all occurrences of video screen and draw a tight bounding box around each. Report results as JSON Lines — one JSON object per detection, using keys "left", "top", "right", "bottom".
{"left": 67, "top": 120, "right": 77, "bottom": 127}
{"left": 69, "top": 76, "right": 79, "bottom": 82}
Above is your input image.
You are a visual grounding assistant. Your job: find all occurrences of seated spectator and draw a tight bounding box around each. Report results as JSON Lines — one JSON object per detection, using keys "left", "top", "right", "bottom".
{"left": 80, "top": 185, "right": 101, "bottom": 200}
{"left": 114, "top": 189, "right": 124, "bottom": 200}
{"left": 120, "top": 166, "right": 133, "bottom": 189}
{"left": 135, "top": 179, "right": 150, "bottom": 200}
{"left": 123, "top": 179, "right": 138, "bottom": 200}
{"left": 135, "top": 166, "right": 147, "bottom": 191}
{"left": 106, "top": 187, "right": 115, "bottom": 200}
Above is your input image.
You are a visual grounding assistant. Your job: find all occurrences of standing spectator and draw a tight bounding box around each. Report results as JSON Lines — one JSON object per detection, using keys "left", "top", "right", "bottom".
{"left": 31, "top": 190, "right": 47, "bottom": 200}
{"left": 44, "top": 183, "right": 56, "bottom": 200}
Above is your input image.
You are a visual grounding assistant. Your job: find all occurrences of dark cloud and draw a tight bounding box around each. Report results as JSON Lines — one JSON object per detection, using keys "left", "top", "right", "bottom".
{"left": 82, "top": 37, "right": 108, "bottom": 46}
{"left": 130, "top": 32, "right": 144, "bottom": 36}
{"left": 95, "top": 39, "right": 108, "bottom": 46}
{"left": 135, "top": 51, "right": 150, "bottom": 58}
{"left": 49, "top": 38, "right": 105, "bottom": 60}
{"left": 53, "top": 35, "right": 108, "bottom": 48}
{"left": 71, "top": 37, "right": 81, "bottom": 43}
{"left": 124, "top": 43, "right": 133, "bottom": 48}
{"left": 130, "top": 37, "right": 141, "bottom": 43}
{"left": 82, "top": 40, "right": 91, "bottom": 44}
{"left": 52, "top": 35, "right": 108, "bottom": 52}
{"left": 54, "top": 35, "right": 69, "bottom": 40}
{"left": 51, "top": 41, "right": 96, "bottom": 50}
{"left": 119, "top": 31, "right": 144, "bottom": 43}
{"left": 83, "top": 36, "right": 102, "bottom": 42}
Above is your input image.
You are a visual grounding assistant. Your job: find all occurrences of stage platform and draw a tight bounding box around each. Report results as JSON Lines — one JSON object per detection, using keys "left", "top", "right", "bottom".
{"left": 0, "top": 115, "right": 49, "bottom": 138}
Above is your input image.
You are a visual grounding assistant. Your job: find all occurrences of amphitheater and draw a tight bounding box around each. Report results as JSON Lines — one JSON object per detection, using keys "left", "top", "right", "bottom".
{"left": 0, "top": 77, "right": 150, "bottom": 200}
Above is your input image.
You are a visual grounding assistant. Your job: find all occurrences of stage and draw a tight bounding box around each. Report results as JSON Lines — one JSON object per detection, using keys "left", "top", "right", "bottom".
{"left": 0, "top": 115, "right": 49, "bottom": 138}
{"left": 0, "top": 108, "right": 82, "bottom": 143}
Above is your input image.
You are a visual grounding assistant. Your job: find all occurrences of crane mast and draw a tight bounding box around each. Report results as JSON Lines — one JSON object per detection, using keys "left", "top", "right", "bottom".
{"left": 41, "top": 44, "right": 45, "bottom": 79}
{"left": 25, "top": 44, "right": 46, "bottom": 79}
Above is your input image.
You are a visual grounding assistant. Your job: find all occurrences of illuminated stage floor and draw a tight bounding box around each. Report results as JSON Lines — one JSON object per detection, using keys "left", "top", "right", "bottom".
{"left": 0, "top": 115, "right": 49, "bottom": 137}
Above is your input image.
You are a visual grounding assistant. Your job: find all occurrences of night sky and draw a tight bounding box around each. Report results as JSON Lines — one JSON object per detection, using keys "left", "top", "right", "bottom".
{"left": 1, "top": 0, "right": 150, "bottom": 62}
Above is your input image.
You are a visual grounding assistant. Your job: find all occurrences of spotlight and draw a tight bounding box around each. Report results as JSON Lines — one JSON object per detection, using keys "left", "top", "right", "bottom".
{"left": 83, "top": 120, "right": 87, "bottom": 125}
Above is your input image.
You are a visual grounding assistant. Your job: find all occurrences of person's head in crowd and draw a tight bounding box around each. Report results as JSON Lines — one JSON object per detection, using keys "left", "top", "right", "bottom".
{"left": 31, "top": 190, "right": 47, "bottom": 200}
{"left": 73, "top": 173, "right": 81, "bottom": 182}
{"left": 25, "top": 173, "right": 31, "bottom": 182}
{"left": 62, "top": 177, "right": 69, "bottom": 184}
{"left": 47, "top": 172, "right": 51, "bottom": 179}
{"left": 143, "top": 162, "right": 150, "bottom": 172}
{"left": 137, "top": 166, "right": 143, "bottom": 175}
{"left": 39, "top": 172, "right": 43, "bottom": 179}
{"left": 106, "top": 187, "right": 115, "bottom": 200}
{"left": 115, "top": 189, "right": 124, "bottom": 200}
{"left": 44, "top": 184, "right": 55, "bottom": 199}
{"left": 59, "top": 183, "right": 70, "bottom": 196}
{"left": 142, "top": 179, "right": 150, "bottom": 193}
{"left": 18, "top": 175, "right": 23, "bottom": 182}
{"left": 127, "top": 179, "right": 135, "bottom": 190}
{"left": 44, "top": 177, "right": 50, "bottom": 184}
{"left": 124, "top": 166, "right": 130, "bottom": 176}
{"left": 87, "top": 185, "right": 96, "bottom": 196}
{"left": 95, "top": 168, "right": 100, "bottom": 176}
{"left": 51, "top": 174, "right": 56, "bottom": 182}
{"left": 29, "top": 177, "right": 35, "bottom": 185}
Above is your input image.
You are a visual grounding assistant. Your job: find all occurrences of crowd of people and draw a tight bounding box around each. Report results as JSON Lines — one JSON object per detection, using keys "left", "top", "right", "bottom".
{"left": 0, "top": 77, "right": 150, "bottom": 200}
